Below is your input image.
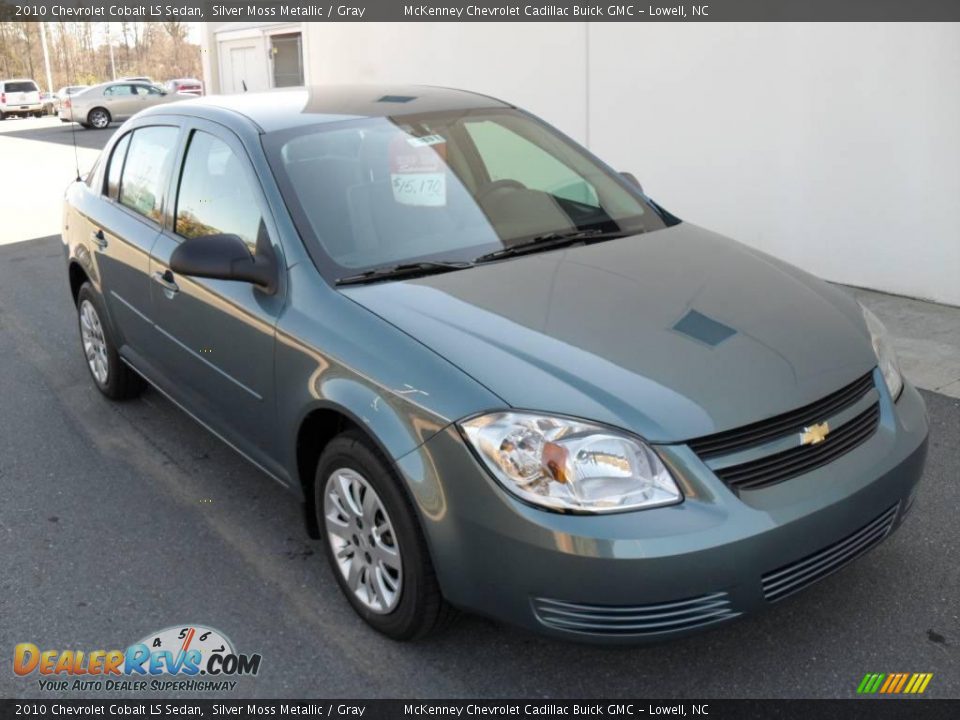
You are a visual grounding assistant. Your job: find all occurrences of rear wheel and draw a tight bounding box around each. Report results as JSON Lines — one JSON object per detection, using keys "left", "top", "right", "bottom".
{"left": 317, "top": 432, "right": 455, "bottom": 640}
{"left": 76, "top": 283, "right": 145, "bottom": 400}
{"left": 87, "top": 108, "right": 110, "bottom": 129}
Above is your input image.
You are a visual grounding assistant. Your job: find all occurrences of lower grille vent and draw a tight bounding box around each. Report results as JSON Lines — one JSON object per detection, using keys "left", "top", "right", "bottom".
{"left": 761, "top": 503, "right": 899, "bottom": 602}
{"left": 532, "top": 592, "right": 740, "bottom": 636}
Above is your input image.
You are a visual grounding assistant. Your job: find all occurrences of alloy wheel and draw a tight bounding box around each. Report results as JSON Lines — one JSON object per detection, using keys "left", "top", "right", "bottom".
{"left": 89, "top": 109, "right": 109, "bottom": 129}
{"left": 79, "top": 299, "right": 109, "bottom": 385}
{"left": 323, "top": 467, "right": 403, "bottom": 614}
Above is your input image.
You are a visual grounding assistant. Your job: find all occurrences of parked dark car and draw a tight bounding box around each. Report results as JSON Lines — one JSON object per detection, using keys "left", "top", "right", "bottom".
{"left": 62, "top": 86, "right": 928, "bottom": 642}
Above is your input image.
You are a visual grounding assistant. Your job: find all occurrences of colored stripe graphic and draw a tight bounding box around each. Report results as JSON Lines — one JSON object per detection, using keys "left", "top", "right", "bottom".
{"left": 857, "top": 672, "right": 932, "bottom": 694}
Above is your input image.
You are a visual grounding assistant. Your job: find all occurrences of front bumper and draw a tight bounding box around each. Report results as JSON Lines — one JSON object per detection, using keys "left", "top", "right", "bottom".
{"left": 396, "top": 375, "right": 928, "bottom": 643}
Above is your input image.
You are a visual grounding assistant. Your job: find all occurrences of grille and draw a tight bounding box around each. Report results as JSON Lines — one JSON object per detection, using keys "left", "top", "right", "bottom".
{"left": 762, "top": 503, "right": 899, "bottom": 602}
{"left": 715, "top": 402, "right": 880, "bottom": 491}
{"left": 688, "top": 372, "right": 875, "bottom": 459}
{"left": 531, "top": 592, "right": 740, "bottom": 636}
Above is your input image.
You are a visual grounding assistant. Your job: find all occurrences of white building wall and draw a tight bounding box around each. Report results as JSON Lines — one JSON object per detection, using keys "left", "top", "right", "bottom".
{"left": 589, "top": 23, "right": 960, "bottom": 307}
{"left": 281, "top": 22, "right": 958, "bottom": 306}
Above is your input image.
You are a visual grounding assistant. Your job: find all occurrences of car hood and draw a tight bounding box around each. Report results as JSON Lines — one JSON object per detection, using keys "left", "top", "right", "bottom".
{"left": 341, "top": 223, "right": 878, "bottom": 443}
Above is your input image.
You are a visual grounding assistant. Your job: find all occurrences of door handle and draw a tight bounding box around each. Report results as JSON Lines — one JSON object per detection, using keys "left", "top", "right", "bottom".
{"left": 91, "top": 229, "right": 107, "bottom": 250}
{"left": 152, "top": 269, "right": 179, "bottom": 296}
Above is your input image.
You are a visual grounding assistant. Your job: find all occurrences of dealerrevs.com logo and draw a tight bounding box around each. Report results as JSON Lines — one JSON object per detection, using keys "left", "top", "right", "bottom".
{"left": 14, "top": 625, "right": 262, "bottom": 693}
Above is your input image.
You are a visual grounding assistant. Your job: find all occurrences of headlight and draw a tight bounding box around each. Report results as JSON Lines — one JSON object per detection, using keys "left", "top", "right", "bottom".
{"left": 459, "top": 412, "right": 682, "bottom": 514}
{"left": 862, "top": 305, "right": 903, "bottom": 400}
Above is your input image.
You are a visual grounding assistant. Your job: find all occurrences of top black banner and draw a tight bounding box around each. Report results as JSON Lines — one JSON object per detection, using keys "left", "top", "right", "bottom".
{"left": 3, "top": 0, "right": 960, "bottom": 22}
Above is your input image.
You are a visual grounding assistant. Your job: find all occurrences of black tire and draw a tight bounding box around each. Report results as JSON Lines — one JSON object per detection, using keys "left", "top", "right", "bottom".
{"left": 76, "top": 283, "right": 145, "bottom": 400}
{"left": 79, "top": 123, "right": 91, "bottom": 129}
{"left": 0, "top": 112, "right": 6, "bottom": 121}
{"left": 315, "top": 431, "right": 456, "bottom": 640}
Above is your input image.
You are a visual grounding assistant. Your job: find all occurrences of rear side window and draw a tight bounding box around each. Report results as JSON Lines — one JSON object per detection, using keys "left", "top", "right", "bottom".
{"left": 175, "top": 130, "right": 263, "bottom": 251}
{"left": 105, "top": 134, "right": 131, "bottom": 199}
{"left": 119, "top": 126, "right": 179, "bottom": 223}
{"left": 5, "top": 81, "right": 38, "bottom": 93}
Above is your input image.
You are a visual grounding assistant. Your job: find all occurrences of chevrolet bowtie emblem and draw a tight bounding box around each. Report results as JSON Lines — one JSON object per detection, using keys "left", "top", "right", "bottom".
{"left": 800, "top": 422, "right": 830, "bottom": 446}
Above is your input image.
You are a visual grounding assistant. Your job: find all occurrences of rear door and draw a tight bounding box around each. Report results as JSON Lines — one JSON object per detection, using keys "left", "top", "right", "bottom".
{"left": 80, "top": 123, "right": 182, "bottom": 356}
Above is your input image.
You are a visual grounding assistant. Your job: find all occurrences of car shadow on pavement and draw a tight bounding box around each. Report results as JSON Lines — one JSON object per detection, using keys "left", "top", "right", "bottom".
{"left": 0, "top": 120, "right": 113, "bottom": 150}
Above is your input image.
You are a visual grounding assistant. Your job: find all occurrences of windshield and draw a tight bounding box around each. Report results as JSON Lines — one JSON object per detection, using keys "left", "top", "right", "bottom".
{"left": 264, "top": 108, "right": 671, "bottom": 278}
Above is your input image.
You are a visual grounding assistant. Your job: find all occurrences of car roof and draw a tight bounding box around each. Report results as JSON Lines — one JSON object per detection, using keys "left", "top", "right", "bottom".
{"left": 139, "top": 84, "right": 513, "bottom": 133}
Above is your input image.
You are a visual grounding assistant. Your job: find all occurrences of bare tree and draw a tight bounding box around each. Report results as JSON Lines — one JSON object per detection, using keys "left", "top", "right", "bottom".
{"left": 0, "top": 20, "right": 201, "bottom": 90}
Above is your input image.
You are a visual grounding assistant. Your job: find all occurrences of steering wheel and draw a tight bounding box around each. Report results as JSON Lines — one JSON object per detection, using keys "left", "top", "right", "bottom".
{"left": 475, "top": 178, "right": 527, "bottom": 202}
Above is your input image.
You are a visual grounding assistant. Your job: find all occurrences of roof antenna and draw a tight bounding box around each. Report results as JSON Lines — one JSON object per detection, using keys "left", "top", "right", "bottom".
{"left": 242, "top": 80, "right": 248, "bottom": 92}
{"left": 69, "top": 100, "right": 81, "bottom": 182}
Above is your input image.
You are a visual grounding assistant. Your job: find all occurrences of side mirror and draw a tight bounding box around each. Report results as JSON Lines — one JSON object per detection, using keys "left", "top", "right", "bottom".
{"left": 170, "top": 232, "right": 276, "bottom": 293}
{"left": 620, "top": 171, "right": 643, "bottom": 195}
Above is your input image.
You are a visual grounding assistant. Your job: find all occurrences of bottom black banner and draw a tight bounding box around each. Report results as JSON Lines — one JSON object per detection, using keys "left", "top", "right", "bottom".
{"left": 0, "top": 700, "right": 957, "bottom": 720}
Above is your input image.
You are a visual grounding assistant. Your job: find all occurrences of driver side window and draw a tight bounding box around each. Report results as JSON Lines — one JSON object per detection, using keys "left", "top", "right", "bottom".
{"left": 175, "top": 130, "right": 263, "bottom": 252}
{"left": 465, "top": 120, "right": 600, "bottom": 207}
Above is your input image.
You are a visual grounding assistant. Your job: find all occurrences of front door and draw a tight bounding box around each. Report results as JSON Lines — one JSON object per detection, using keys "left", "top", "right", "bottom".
{"left": 102, "top": 84, "right": 139, "bottom": 120}
{"left": 147, "top": 121, "right": 286, "bottom": 475}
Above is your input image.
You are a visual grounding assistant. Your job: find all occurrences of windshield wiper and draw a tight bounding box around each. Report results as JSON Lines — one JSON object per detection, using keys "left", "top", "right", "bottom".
{"left": 336, "top": 260, "right": 474, "bottom": 286}
{"left": 473, "top": 228, "right": 636, "bottom": 264}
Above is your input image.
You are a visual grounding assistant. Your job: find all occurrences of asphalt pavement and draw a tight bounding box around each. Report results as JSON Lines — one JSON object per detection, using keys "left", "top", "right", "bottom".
{"left": 0, "top": 117, "right": 958, "bottom": 700}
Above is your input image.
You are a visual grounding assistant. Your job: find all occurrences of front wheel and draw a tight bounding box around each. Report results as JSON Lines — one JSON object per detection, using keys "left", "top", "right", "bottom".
{"left": 76, "top": 283, "right": 145, "bottom": 400}
{"left": 317, "top": 432, "right": 455, "bottom": 640}
{"left": 87, "top": 108, "right": 110, "bottom": 129}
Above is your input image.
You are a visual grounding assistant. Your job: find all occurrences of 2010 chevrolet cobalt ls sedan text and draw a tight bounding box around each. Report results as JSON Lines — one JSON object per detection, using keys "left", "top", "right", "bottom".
{"left": 62, "top": 86, "right": 928, "bottom": 642}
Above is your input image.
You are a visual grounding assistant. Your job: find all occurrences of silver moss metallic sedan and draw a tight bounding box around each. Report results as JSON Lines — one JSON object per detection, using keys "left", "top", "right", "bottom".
{"left": 62, "top": 86, "right": 928, "bottom": 642}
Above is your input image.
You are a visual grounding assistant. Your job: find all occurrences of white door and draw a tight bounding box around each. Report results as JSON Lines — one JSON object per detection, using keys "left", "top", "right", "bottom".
{"left": 227, "top": 46, "right": 257, "bottom": 94}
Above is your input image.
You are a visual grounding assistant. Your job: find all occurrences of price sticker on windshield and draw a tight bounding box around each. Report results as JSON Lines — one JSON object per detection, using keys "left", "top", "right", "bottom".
{"left": 389, "top": 134, "right": 448, "bottom": 207}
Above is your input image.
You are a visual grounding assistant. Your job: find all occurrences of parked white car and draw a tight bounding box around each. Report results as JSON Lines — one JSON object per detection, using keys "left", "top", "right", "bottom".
{"left": 60, "top": 80, "right": 194, "bottom": 129}
{"left": 0, "top": 79, "right": 43, "bottom": 119}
